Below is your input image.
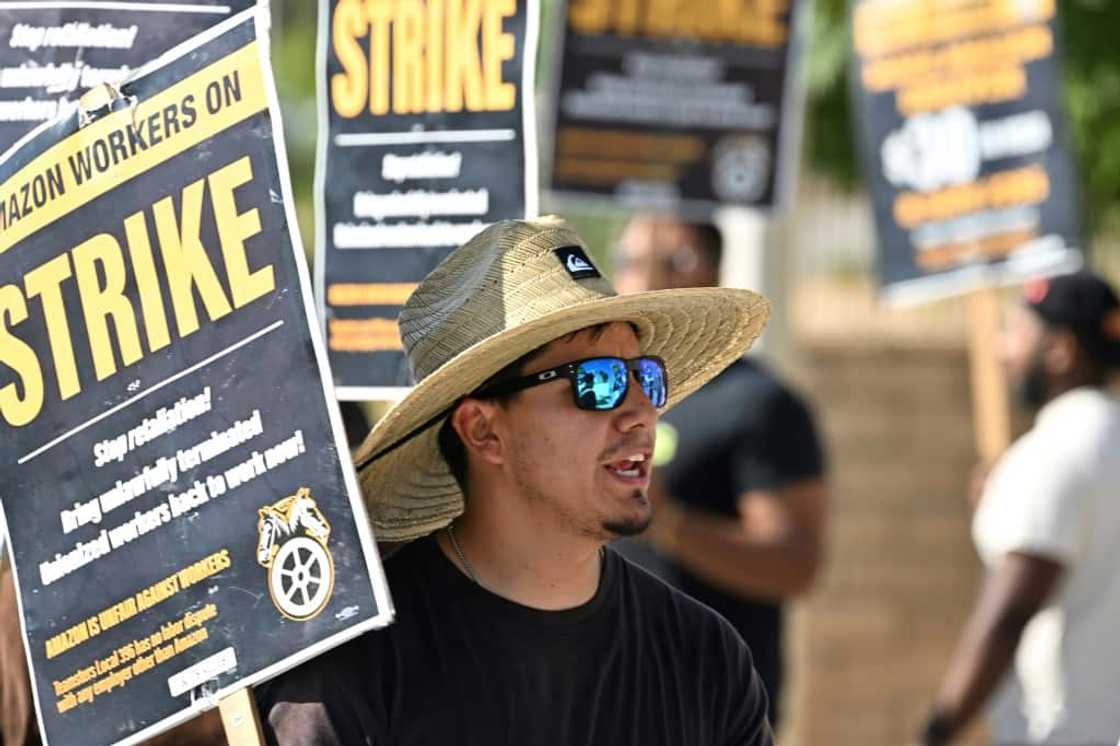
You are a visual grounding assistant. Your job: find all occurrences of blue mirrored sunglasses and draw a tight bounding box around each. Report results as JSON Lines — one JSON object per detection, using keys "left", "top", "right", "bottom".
{"left": 474, "top": 356, "right": 668, "bottom": 411}
{"left": 352, "top": 356, "right": 669, "bottom": 474}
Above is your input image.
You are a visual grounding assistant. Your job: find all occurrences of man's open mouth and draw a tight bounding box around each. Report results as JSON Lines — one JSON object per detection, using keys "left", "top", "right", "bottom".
{"left": 604, "top": 453, "right": 649, "bottom": 479}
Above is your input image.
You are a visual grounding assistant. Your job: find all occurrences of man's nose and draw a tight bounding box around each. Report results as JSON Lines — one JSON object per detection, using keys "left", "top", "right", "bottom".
{"left": 614, "top": 374, "right": 658, "bottom": 431}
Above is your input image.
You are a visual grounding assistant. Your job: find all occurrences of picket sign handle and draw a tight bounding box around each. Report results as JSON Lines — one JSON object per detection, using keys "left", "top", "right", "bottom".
{"left": 967, "top": 287, "right": 1012, "bottom": 464}
{"left": 218, "top": 687, "right": 265, "bottom": 746}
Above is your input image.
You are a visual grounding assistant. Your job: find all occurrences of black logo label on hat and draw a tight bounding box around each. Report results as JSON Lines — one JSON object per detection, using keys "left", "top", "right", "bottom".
{"left": 554, "top": 245, "right": 600, "bottom": 280}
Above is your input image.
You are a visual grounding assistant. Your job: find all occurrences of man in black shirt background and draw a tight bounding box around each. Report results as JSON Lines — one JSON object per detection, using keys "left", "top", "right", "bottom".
{"left": 614, "top": 214, "right": 829, "bottom": 725}
{"left": 258, "top": 218, "right": 775, "bottom": 745}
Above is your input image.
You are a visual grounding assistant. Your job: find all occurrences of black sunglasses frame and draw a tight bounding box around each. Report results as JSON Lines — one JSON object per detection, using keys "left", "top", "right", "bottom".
{"left": 473, "top": 355, "right": 668, "bottom": 411}
{"left": 352, "top": 356, "right": 669, "bottom": 473}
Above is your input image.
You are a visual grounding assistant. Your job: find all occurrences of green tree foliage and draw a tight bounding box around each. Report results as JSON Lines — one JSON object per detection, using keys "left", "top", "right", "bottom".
{"left": 806, "top": 0, "right": 1120, "bottom": 232}
{"left": 270, "top": 1, "right": 322, "bottom": 255}
{"left": 805, "top": 0, "right": 858, "bottom": 190}
{"left": 1060, "top": 0, "right": 1120, "bottom": 233}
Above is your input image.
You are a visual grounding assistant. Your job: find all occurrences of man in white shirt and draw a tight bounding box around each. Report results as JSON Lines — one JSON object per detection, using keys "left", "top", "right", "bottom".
{"left": 922, "top": 271, "right": 1120, "bottom": 745}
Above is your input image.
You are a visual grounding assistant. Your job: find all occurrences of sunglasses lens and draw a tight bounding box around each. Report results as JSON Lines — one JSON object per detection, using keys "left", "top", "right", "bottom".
{"left": 574, "top": 358, "right": 629, "bottom": 410}
{"left": 636, "top": 358, "right": 667, "bottom": 408}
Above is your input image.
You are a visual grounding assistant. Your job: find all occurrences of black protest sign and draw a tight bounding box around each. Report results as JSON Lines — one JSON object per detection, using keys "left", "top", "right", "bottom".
{"left": 547, "top": 0, "right": 802, "bottom": 214}
{"left": 851, "top": 0, "right": 1083, "bottom": 303}
{"left": 0, "top": 11, "right": 391, "bottom": 746}
{"left": 316, "top": 0, "right": 540, "bottom": 399}
{"left": 0, "top": 0, "right": 255, "bottom": 156}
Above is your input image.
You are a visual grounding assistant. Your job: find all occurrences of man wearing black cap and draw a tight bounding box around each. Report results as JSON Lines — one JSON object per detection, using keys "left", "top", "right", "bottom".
{"left": 921, "top": 271, "right": 1120, "bottom": 745}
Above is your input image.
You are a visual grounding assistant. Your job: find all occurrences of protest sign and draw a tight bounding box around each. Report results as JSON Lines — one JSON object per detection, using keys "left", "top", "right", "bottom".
{"left": 851, "top": 0, "right": 1083, "bottom": 303}
{"left": 547, "top": 0, "right": 803, "bottom": 214}
{"left": 315, "top": 0, "right": 540, "bottom": 399}
{"left": 0, "top": 0, "right": 255, "bottom": 155}
{"left": 0, "top": 9, "right": 392, "bottom": 745}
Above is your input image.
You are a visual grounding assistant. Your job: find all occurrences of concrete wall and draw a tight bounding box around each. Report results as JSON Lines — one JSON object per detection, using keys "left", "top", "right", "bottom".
{"left": 781, "top": 341, "right": 987, "bottom": 746}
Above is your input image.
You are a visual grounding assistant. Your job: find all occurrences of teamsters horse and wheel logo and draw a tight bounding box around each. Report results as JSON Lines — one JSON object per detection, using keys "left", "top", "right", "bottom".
{"left": 256, "top": 487, "right": 335, "bottom": 621}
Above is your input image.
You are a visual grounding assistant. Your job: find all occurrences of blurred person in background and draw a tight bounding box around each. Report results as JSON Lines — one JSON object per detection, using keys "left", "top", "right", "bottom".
{"left": 613, "top": 214, "right": 828, "bottom": 725}
{"left": 921, "top": 271, "right": 1120, "bottom": 745}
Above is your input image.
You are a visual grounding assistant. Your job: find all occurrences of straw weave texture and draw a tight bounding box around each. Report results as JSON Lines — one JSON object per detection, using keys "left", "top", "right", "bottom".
{"left": 353, "top": 219, "right": 771, "bottom": 541}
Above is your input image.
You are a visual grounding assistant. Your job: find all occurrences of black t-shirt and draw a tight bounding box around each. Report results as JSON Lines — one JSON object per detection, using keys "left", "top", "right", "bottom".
{"left": 257, "top": 535, "right": 772, "bottom": 746}
{"left": 616, "top": 358, "right": 824, "bottom": 717}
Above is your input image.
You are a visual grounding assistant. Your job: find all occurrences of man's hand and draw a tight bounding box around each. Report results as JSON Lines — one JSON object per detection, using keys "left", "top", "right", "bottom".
{"left": 640, "top": 475, "right": 826, "bottom": 601}
{"left": 912, "top": 710, "right": 954, "bottom": 746}
{"left": 926, "top": 552, "right": 1064, "bottom": 743}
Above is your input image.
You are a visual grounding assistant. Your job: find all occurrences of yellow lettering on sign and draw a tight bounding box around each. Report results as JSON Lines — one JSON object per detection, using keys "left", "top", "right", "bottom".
{"left": 394, "top": 0, "right": 425, "bottom": 114}
{"left": 154, "top": 179, "right": 233, "bottom": 338}
{"left": 568, "top": 0, "right": 608, "bottom": 34}
{"left": 331, "top": 0, "right": 369, "bottom": 117}
{"left": 23, "top": 254, "right": 80, "bottom": 400}
{"left": 330, "top": 0, "right": 519, "bottom": 117}
{"left": 0, "top": 44, "right": 274, "bottom": 428}
{"left": 123, "top": 210, "right": 172, "bottom": 354}
{"left": 72, "top": 233, "right": 144, "bottom": 381}
{"left": 369, "top": 0, "right": 393, "bottom": 115}
{"left": 0, "top": 41, "right": 266, "bottom": 254}
{"left": 208, "top": 157, "right": 272, "bottom": 309}
{"left": 0, "top": 157, "right": 275, "bottom": 428}
{"left": 482, "top": 0, "right": 515, "bottom": 110}
{"left": 425, "top": 0, "right": 446, "bottom": 111}
{"left": 0, "top": 286, "right": 43, "bottom": 427}
{"left": 567, "top": 0, "right": 787, "bottom": 46}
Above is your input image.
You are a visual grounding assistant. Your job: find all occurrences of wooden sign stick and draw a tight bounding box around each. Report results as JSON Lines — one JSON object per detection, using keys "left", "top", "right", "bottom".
{"left": 218, "top": 687, "right": 265, "bottom": 746}
{"left": 967, "top": 287, "right": 1012, "bottom": 464}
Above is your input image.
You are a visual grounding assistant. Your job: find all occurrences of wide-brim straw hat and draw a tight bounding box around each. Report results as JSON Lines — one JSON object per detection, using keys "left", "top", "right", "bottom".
{"left": 353, "top": 217, "right": 770, "bottom": 541}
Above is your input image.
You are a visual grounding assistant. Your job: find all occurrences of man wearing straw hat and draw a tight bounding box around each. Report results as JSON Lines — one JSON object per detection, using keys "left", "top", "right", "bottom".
{"left": 258, "top": 218, "right": 774, "bottom": 744}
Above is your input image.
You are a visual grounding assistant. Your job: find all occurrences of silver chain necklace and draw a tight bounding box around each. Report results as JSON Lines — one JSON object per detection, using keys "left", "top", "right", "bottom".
{"left": 447, "top": 525, "right": 606, "bottom": 592}
{"left": 446, "top": 524, "right": 481, "bottom": 586}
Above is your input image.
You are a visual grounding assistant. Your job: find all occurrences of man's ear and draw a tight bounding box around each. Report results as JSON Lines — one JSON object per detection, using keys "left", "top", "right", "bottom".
{"left": 1044, "top": 329, "right": 1078, "bottom": 375}
{"left": 451, "top": 398, "right": 505, "bottom": 466}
